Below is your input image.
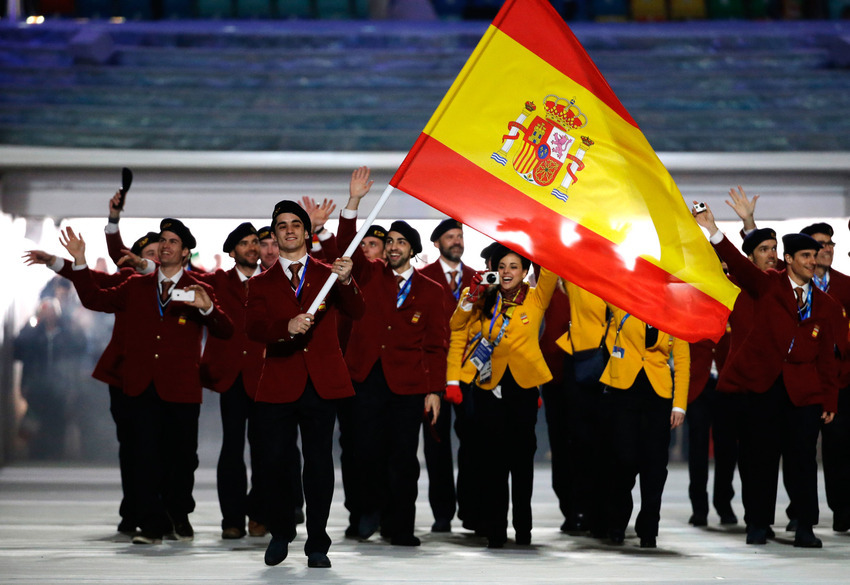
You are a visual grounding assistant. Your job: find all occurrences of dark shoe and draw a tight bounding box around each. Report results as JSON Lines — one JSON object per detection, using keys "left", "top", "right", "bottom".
{"left": 609, "top": 530, "right": 625, "bottom": 545}
{"left": 639, "top": 537, "right": 657, "bottom": 549}
{"left": 294, "top": 508, "right": 305, "bottom": 525}
{"left": 794, "top": 526, "right": 823, "bottom": 548}
{"left": 746, "top": 527, "right": 767, "bottom": 545}
{"left": 132, "top": 531, "right": 162, "bottom": 545}
{"left": 719, "top": 512, "right": 738, "bottom": 526}
{"left": 487, "top": 535, "right": 507, "bottom": 549}
{"left": 390, "top": 534, "right": 421, "bottom": 546}
{"left": 307, "top": 552, "right": 331, "bottom": 568}
{"left": 344, "top": 525, "right": 359, "bottom": 539}
{"left": 248, "top": 519, "right": 267, "bottom": 537}
{"left": 688, "top": 513, "right": 708, "bottom": 527}
{"left": 561, "top": 513, "right": 589, "bottom": 533}
{"left": 766, "top": 526, "right": 776, "bottom": 539}
{"left": 168, "top": 516, "right": 194, "bottom": 541}
{"left": 264, "top": 536, "right": 289, "bottom": 566}
{"left": 358, "top": 513, "right": 380, "bottom": 540}
{"left": 834, "top": 510, "right": 850, "bottom": 533}
{"left": 431, "top": 518, "right": 451, "bottom": 533}
{"left": 785, "top": 518, "right": 798, "bottom": 532}
{"left": 222, "top": 527, "right": 245, "bottom": 539}
{"left": 515, "top": 532, "right": 531, "bottom": 546}
{"left": 117, "top": 519, "right": 138, "bottom": 536}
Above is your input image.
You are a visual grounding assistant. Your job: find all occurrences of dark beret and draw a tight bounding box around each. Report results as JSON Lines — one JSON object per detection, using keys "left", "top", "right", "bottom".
{"left": 800, "top": 222, "right": 833, "bottom": 238}
{"left": 159, "top": 218, "right": 196, "bottom": 250}
{"left": 257, "top": 225, "right": 273, "bottom": 241}
{"left": 490, "top": 243, "right": 531, "bottom": 271}
{"left": 222, "top": 222, "right": 258, "bottom": 253}
{"left": 430, "top": 218, "right": 463, "bottom": 242}
{"left": 271, "top": 200, "right": 311, "bottom": 236}
{"left": 480, "top": 242, "right": 500, "bottom": 263}
{"left": 388, "top": 220, "right": 422, "bottom": 255}
{"left": 365, "top": 224, "right": 387, "bottom": 240}
{"left": 741, "top": 227, "right": 777, "bottom": 256}
{"left": 783, "top": 233, "right": 822, "bottom": 257}
{"left": 130, "top": 231, "right": 160, "bottom": 256}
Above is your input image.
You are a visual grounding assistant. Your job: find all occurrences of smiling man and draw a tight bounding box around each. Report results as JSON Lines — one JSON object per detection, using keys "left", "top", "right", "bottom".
{"left": 337, "top": 166, "right": 448, "bottom": 547}
{"left": 694, "top": 204, "right": 844, "bottom": 549}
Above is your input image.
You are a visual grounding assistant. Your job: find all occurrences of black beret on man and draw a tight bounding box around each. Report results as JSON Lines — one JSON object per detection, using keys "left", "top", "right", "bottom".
{"left": 271, "top": 200, "right": 312, "bottom": 236}
{"left": 783, "top": 233, "right": 822, "bottom": 257}
{"left": 257, "top": 225, "right": 273, "bottom": 241}
{"left": 741, "top": 227, "right": 777, "bottom": 256}
{"left": 430, "top": 218, "right": 463, "bottom": 242}
{"left": 366, "top": 224, "right": 387, "bottom": 240}
{"left": 389, "top": 220, "right": 422, "bottom": 255}
{"left": 800, "top": 222, "right": 834, "bottom": 238}
{"left": 222, "top": 222, "right": 258, "bottom": 254}
{"left": 160, "top": 218, "right": 196, "bottom": 250}
{"left": 131, "top": 231, "right": 160, "bottom": 257}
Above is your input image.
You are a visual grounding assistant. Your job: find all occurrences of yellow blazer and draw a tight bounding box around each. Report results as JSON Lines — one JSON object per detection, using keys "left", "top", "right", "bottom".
{"left": 599, "top": 307, "right": 690, "bottom": 411}
{"left": 447, "top": 267, "right": 558, "bottom": 390}
{"left": 554, "top": 282, "right": 608, "bottom": 354}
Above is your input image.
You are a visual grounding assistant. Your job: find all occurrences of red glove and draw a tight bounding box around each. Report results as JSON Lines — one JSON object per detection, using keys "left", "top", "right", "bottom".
{"left": 445, "top": 383, "right": 463, "bottom": 405}
{"left": 537, "top": 396, "right": 543, "bottom": 409}
{"left": 465, "top": 272, "right": 488, "bottom": 303}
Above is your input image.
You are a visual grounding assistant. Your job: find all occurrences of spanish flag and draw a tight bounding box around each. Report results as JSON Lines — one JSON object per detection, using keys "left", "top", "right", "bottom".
{"left": 390, "top": 0, "right": 738, "bottom": 343}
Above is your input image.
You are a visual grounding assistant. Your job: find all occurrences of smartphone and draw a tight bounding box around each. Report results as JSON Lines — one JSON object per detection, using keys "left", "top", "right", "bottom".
{"left": 172, "top": 289, "right": 195, "bottom": 302}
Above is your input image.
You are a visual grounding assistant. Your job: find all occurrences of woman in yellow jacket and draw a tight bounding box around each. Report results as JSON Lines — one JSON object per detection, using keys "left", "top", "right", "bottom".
{"left": 599, "top": 306, "right": 689, "bottom": 549}
{"left": 446, "top": 244, "right": 557, "bottom": 548}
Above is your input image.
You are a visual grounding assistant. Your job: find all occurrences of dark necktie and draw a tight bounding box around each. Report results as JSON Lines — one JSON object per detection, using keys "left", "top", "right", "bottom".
{"left": 160, "top": 279, "right": 172, "bottom": 304}
{"left": 794, "top": 286, "right": 805, "bottom": 310}
{"left": 396, "top": 275, "right": 405, "bottom": 289}
{"left": 289, "top": 262, "right": 302, "bottom": 291}
{"left": 449, "top": 270, "right": 459, "bottom": 293}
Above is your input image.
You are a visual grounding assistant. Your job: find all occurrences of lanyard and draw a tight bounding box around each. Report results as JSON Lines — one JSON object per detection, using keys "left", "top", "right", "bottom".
{"left": 612, "top": 313, "right": 630, "bottom": 346}
{"left": 396, "top": 276, "right": 412, "bottom": 308}
{"left": 797, "top": 285, "right": 812, "bottom": 322}
{"left": 156, "top": 280, "right": 172, "bottom": 317}
{"left": 452, "top": 264, "right": 463, "bottom": 301}
{"left": 293, "top": 257, "right": 309, "bottom": 300}
{"left": 813, "top": 273, "right": 829, "bottom": 293}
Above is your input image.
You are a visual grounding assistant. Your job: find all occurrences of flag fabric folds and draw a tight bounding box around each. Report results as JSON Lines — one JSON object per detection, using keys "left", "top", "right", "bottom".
{"left": 390, "top": 0, "right": 738, "bottom": 342}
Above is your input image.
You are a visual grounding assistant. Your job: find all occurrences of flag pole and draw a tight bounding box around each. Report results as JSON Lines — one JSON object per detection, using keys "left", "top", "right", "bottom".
{"left": 305, "top": 184, "right": 396, "bottom": 316}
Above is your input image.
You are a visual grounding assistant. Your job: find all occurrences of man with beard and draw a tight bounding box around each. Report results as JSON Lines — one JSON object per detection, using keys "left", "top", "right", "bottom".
{"left": 191, "top": 223, "right": 268, "bottom": 540}
{"left": 338, "top": 166, "right": 448, "bottom": 546}
{"left": 418, "top": 218, "right": 477, "bottom": 533}
{"left": 61, "top": 220, "right": 233, "bottom": 545}
{"left": 257, "top": 225, "right": 279, "bottom": 271}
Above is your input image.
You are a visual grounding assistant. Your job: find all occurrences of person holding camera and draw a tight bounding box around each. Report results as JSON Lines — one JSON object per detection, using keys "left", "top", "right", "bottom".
{"left": 447, "top": 244, "right": 558, "bottom": 548}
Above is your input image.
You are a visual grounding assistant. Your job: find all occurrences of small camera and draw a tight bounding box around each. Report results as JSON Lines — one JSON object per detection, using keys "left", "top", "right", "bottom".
{"left": 481, "top": 271, "right": 500, "bottom": 285}
{"left": 692, "top": 202, "right": 707, "bottom": 214}
{"left": 172, "top": 289, "right": 195, "bottom": 302}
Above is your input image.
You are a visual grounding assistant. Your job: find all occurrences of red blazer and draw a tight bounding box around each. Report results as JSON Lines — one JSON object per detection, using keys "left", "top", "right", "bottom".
{"left": 539, "top": 287, "right": 571, "bottom": 386}
{"left": 58, "top": 259, "right": 137, "bottom": 387}
{"left": 69, "top": 268, "right": 233, "bottom": 403}
{"left": 419, "top": 260, "right": 477, "bottom": 323}
{"left": 339, "top": 216, "right": 449, "bottom": 396}
{"left": 245, "top": 257, "right": 364, "bottom": 404}
{"left": 822, "top": 268, "right": 850, "bottom": 386}
{"left": 714, "top": 236, "right": 843, "bottom": 411}
{"left": 194, "top": 268, "right": 266, "bottom": 398}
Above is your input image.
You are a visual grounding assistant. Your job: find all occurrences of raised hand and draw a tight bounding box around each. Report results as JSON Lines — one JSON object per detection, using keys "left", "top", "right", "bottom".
{"left": 691, "top": 200, "right": 719, "bottom": 236}
{"left": 349, "top": 166, "right": 373, "bottom": 201}
{"left": 59, "top": 227, "right": 86, "bottom": 264}
{"left": 724, "top": 185, "right": 758, "bottom": 231}
{"left": 22, "top": 250, "right": 56, "bottom": 266}
{"left": 301, "top": 196, "right": 337, "bottom": 231}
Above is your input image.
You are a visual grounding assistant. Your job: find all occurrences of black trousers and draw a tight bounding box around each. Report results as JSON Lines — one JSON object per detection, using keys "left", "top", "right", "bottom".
{"left": 217, "top": 375, "right": 262, "bottom": 531}
{"left": 131, "top": 384, "right": 200, "bottom": 536}
{"left": 354, "top": 361, "right": 423, "bottom": 539}
{"left": 823, "top": 386, "right": 850, "bottom": 521}
{"left": 454, "top": 383, "right": 481, "bottom": 530}
{"left": 336, "top": 394, "right": 360, "bottom": 529}
{"left": 741, "top": 377, "right": 823, "bottom": 529}
{"left": 109, "top": 384, "right": 138, "bottom": 528}
{"left": 601, "top": 370, "right": 672, "bottom": 538}
{"left": 685, "top": 378, "right": 741, "bottom": 517}
{"left": 474, "top": 369, "right": 538, "bottom": 540}
{"left": 542, "top": 353, "right": 605, "bottom": 526}
{"left": 422, "top": 395, "right": 457, "bottom": 523}
{"left": 252, "top": 381, "right": 336, "bottom": 555}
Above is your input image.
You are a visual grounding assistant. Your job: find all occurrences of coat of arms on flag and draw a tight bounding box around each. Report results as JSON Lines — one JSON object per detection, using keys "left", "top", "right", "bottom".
{"left": 491, "top": 95, "right": 594, "bottom": 202}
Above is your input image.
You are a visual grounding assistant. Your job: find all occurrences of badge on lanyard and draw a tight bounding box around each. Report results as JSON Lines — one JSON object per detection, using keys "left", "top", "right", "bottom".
{"left": 611, "top": 346, "right": 625, "bottom": 359}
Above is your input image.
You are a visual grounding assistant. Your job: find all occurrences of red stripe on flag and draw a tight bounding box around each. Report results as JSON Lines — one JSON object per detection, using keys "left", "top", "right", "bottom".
{"left": 392, "top": 135, "right": 726, "bottom": 343}
{"left": 492, "top": 0, "right": 638, "bottom": 129}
